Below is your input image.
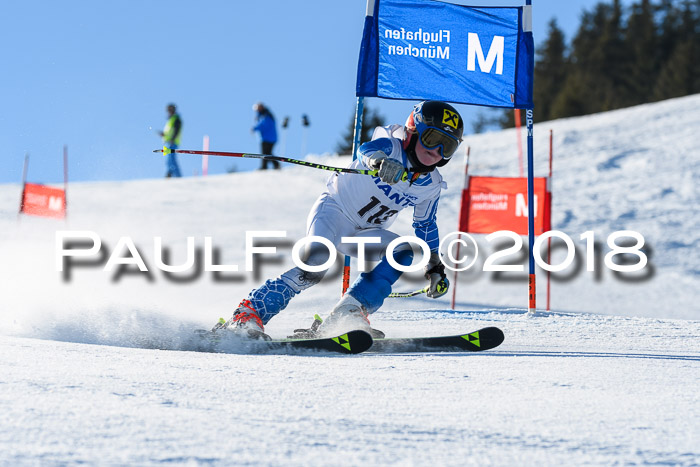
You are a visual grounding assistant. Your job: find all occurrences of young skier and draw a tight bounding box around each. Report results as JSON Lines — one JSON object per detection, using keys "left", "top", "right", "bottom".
{"left": 215, "top": 101, "right": 464, "bottom": 338}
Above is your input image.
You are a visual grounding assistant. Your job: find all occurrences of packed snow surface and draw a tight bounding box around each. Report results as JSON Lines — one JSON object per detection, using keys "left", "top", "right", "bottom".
{"left": 1, "top": 95, "right": 698, "bottom": 465}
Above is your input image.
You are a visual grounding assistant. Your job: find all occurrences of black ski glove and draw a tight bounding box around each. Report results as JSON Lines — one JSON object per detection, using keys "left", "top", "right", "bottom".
{"left": 424, "top": 252, "right": 449, "bottom": 298}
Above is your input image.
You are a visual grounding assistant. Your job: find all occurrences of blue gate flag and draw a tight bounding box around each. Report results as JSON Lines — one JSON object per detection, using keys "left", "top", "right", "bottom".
{"left": 357, "top": 0, "right": 534, "bottom": 109}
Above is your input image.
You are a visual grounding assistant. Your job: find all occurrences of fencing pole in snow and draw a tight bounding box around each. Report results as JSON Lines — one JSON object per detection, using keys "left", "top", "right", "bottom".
{"left": 524, "top": 0, "right": 537, "bottom": 315}
{"left": 63, "top": 145, "right": 68, "bottom": 219}
{"left": 546, "top": 129, "right": 553, "bottom": 312}
{"left": 526, "top": 116, "right": 536, "bottom": 315}
{"left": 301, "top": 114, "right": 310, "bottom": 156}
{"left": 515, "top": 109, "right": 524, "bottom": 177}
{"left": 202, "top": 135, "right": 209, "bottom": 176}
{"left": 18, "top": 153, "right": 29, "bottom": 222}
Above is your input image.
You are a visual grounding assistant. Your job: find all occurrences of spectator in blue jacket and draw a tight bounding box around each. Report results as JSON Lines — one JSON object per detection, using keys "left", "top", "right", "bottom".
{"left": 252, "top": 102, "right": 279, "bottom": 170}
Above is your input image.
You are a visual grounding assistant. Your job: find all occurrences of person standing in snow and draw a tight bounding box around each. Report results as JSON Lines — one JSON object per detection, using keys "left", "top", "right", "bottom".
{"left": 159, "top": 103, "right": 183, "bottom": 178}
{"left": 252, "top": 102, "right": 279, "bottom": 170}
{"left": 216, "top": 101, "right": 463, "bottom": 338}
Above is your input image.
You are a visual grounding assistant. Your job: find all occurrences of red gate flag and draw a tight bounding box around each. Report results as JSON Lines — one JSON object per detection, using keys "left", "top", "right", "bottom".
{"left": 20, "top": 182, "right": 66, "bottom": 219}
{"left": 459, "top": 176, "right": 550, "bottom": 235}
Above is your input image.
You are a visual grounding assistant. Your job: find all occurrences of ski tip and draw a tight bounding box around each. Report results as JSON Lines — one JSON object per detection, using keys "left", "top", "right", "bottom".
{"left": 467, "top": 326, "right": 505, "bottom": 350}
{"left": 331, "top": 330, "right": 373, "bottom": 354}
{"left": 484, "top": 326, "right": 505, "bottom": 341}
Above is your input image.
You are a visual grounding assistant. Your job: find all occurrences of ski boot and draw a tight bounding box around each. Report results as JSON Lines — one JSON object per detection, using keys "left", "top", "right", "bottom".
{"left": 314, "top": 293, "right": 385, "bottom": 339}
{"left": 212, "top": 300, "right": 270, "bottom": 340}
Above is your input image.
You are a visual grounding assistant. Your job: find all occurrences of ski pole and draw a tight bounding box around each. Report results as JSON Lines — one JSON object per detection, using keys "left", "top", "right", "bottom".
{"left": 388, "top": 276, "right": 449, "bottom": 298}
{"left": 155, "top": 147, "right": 378, "bottom": 177}
{"left": 388, "top": 286, "right": 428, "bottom": 298}
{"left": 154, "top": 147, "right": 421, "bottom": 182}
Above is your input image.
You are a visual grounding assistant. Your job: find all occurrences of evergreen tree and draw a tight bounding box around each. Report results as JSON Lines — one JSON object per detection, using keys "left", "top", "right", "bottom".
{"left": 336, "top": 104, "right": 386, "bottom": 154}
{"left": 533, "top": 19, "right": 568, "bottom": 122}
{"left": 657, "top": 0, "right": 683, "bottom": 60}
{"left": 551, "top": 1, "right": 626, "bottom": 117}
{"left": 487, "top": 0, "right": 700, "bottom": 129}
{"left": 653, "top": 38, "right": 700, "bottom": 99}
{"left": 653, "top": 1, "right": 700, "bottom": 99}
{"left": 550, "top": 72, "right": 591, "bottom": 118}
{"left": 623, "top": 0, "right": 659, "bottom": 103}
{"left": 605, "top": 0, "right": 631, "bottom": 108}
{"left": 550, "top": 4, "right": 607, "bottom": 117}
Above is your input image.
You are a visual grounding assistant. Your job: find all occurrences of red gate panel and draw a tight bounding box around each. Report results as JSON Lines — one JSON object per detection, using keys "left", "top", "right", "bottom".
{"left": 20, "top": 183, "right": 66, "bottom": 219}
{"left": 459, "top": 176, "right": 550, "bottom": 235}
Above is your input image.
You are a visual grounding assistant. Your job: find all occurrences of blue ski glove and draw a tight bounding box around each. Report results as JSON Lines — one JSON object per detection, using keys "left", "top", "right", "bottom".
{"left": 368, "top": 151, "right": 406, "bottom": 185}
{"left": 424, "top": 252, "right": 449, "bottom": 298}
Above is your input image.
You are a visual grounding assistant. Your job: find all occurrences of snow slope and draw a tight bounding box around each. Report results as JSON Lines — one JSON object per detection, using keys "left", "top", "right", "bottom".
{"left": 0, "top": 95, "right": 698, "bottom": 465}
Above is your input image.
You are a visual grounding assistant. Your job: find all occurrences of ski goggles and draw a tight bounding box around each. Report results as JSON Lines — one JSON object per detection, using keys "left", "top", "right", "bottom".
{"left": 415, "top": 124, "right": 461, "bottom": 159}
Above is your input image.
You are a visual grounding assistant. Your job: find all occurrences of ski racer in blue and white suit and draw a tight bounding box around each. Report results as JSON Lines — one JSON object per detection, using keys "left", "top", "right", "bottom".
{"left": 218, "top": 101, "right": 464, "bottom": 338}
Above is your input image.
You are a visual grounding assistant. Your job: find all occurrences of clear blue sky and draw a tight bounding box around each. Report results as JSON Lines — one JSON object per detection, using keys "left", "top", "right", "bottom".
{"left": 0, "top": 0, "right": 629, "bottom": 184}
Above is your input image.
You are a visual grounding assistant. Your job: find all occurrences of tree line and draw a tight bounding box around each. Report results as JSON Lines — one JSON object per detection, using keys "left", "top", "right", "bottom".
{"left": 504, "top": 0, "right": 700, "bottom": 129}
